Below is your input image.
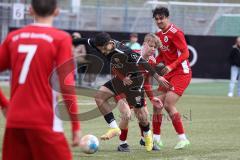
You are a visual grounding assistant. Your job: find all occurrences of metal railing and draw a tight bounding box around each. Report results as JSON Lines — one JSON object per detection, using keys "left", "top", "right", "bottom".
{"left": 1, "top": 1, "right": 240, "bottom": 41}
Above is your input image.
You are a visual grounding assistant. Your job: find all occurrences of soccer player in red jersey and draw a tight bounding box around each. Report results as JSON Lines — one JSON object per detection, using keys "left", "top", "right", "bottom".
{"left": 0, "top": 0, "right": 80, "bottom": 159}
{"left": 117, "top": 34, "right": 164, "bottom": 152}
{"left": 153, "top": 7, "right": 191, "bottom": 149}
{"left": 0, "top": 88, "right": 9, "bottom": 116}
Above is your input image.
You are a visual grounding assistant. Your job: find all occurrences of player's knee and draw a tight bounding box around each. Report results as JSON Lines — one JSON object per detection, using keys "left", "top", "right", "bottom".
{"left": 120, "top": 110, "right": 131, "bottom": 121}
{"left": 136, "top": 110, "right": 148, "bottom": 124}
{"left": 164, "top": 104, "right": 177, "bottom": 115}
{"left": 119, "top": 103, "right": 131, "bottom": 119}
{"left": 153, "top": 107, "right": 163, "bottom": 114}
{"left": 94, "top": 94, "right": 104, "bottom": 107}
{"left": 164, "top": 102, "right": 171, "bottom": 112}
{"left": 125, "top": 109, "right": 132, "bottom": 119}
{"left": 164, "top": 98, "right": 174, "bottom": 108}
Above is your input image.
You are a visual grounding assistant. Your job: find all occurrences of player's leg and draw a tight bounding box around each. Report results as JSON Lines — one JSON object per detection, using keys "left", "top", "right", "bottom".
{"left": 2, "top": 128, "right": 33, "bottom": 160}
{"left": 95, "top": 80, "right": 121, "bottom": 140}
{"left": 124, "top": 77, "right": 153, "bottom": 151}
{"left": 117, "top": 99, "right": 131, "bottom": 152}
{"left": 139, "top": 105, "right": 148, "bottom": 146}
{"left": 164, "top": 91, "right": 182, "bottom": 130}
{"left": 164, "top": 73, "right": 191, "bottom": 149}
{"left": 95, "top": 85, "right": 115, "bottom": 115}
{"left": 164, "top": 91, "right": 190, "bottom": 149}
{"left": 133, "top": 106, "right": 153, "bottom": 151}
{"left": 129, "top": 90, "right": 153, "bottom": 152}
{"left": 140, "top": 93, "right": 165, "bottom": 150}
{"left": 151, "top": 93, "right": 166, "bottom": 150}
{"left": 26, "top": 128, "right": 72, "bottom": 160}
{"left": 228, "top": 65, "right": 238, "bottom": 97}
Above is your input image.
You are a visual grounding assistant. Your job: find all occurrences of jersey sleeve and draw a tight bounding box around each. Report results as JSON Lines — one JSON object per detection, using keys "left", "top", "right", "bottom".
{"left": 0, "top": 37, "right": 11, "bottom": 71}
{"left": 72, "top": 37, "right": 103, "bottom": 54}
{"left": 128, "top": 51, "right": 157, "bottom": 77}
{"left": 169, "top": 31, "right": 189, "bottom": 70}
{"left": 172, "top": 31, "right": 188, "bottom": 50}
{"left": 0, "top": 88, "right": 9, "bottom": 109}
{"left": 73, "top": 38, "right": 94, "bottom": 47}
{"left": 56, "top": 35, "right": 80, "bottom": 132}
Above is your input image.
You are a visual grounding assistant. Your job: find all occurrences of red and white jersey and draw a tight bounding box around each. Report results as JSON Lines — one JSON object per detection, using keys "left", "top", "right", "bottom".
{"left": 0, "top": 24, "right": 79, "bottom": 132}
{"left": 156, "top": 24, "right": 191, "bottom": 74}
{"left": 0, "top": 88, "right": 9, "bottom": 108}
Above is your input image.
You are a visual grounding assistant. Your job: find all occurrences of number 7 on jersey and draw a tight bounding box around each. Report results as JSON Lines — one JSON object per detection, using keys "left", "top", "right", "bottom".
{"left": 18, "top": 44, "right": 38, "bottom": 84}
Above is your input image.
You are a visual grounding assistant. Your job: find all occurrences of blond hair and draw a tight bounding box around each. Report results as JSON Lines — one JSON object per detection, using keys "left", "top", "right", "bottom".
{"left": 144, "top": 33, "right": 162, "bottom": 48}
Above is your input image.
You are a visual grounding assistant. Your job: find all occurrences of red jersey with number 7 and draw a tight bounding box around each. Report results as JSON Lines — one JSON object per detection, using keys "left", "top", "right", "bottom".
{"left": 0, "top": 24, "right": 79, "bottom": 132}
{"left": 156, "top": 24, "right": 191, "bottom": 75}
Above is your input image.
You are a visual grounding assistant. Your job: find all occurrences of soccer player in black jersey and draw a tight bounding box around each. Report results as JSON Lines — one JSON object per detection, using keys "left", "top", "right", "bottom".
{"left": 73, "top": 32, "right": 171, "bottom": 151}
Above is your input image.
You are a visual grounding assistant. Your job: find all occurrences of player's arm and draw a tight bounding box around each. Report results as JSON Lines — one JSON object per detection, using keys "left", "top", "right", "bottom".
{"left": 132, "top": 52, "right": 172, "bottom": 90}
{"left": 72, "top": 36, "right": 104, "bottom": 55}
{"left": 144, "top": 71, "right": 163, "bottom": 108}
{"left": 168, "top": 31, "right": 189, "bottom": 71}
{"left": 56, "top": 35, "right": 81, "bottom": 146}
{"left": 0, "top": 37, "right": 10, "bottom": 117}
{"left": 72, "top": 37, "right": 93, "bottom": 47}
{"left": 144, "top": 75, "right": 154, "bottom": 100}
{"left": 0, "top": 88, "right": 9, "bottom": 117}
{"left": 0, "top": 37, "right": 11, "bottom": 72}
{"left": 111, "top": 67, "right": 129, "bottom": 82}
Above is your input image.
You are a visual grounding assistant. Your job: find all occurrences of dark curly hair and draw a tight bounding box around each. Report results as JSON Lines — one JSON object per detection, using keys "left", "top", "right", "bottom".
{"left": 94, "top": 32, "right": 112, "bottom": 47}
{"left": 152, "top": 7, "right": 169, "bottom": 18}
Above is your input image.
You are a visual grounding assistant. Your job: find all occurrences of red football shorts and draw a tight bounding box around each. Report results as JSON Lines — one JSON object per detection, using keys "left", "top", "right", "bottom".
{"left": 158, "top": 71, "right": 192, "bottom": 96}
{"left": 2, "top": 128, "right": 72, "bottom": 160}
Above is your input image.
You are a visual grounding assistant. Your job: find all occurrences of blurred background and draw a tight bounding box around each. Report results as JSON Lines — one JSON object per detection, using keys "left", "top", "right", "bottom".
{"left": 1, "top": 2, "right": 240, "bottom": 160}
{"left": 1, "top": 0, "right": 240, "bottom": 86}
{"left": 1, "top": 0, "right": 240, "bottom": 39}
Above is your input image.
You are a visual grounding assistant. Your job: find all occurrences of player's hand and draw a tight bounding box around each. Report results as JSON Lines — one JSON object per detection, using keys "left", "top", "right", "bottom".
{"left": 157, "top": 76, "right": 173, "bottom": 90}
{"left": 72, "top": 130, "right": 82, "bottom": 147}
{"left": 161, "top": 66, "right": 172, "bottom": 75}
{"left": 123, "top": 75, "right": 133, "bottom": 86}
{"left": 151, "top": 97, "right": 163, "bottom": 109}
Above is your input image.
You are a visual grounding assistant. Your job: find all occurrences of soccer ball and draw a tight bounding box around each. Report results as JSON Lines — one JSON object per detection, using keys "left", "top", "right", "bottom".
{"left": 80, "top": 134, "right": 99, "bottom": 154}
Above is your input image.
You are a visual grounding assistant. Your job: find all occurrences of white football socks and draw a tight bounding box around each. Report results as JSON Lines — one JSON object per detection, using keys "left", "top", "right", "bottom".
{"left": 120, "top": 140, "right": 127, "bottom": 145}
{"left": 143, "top": 130, "right": 151, "bottom": 136}
{"left": 153, "top": 134, "right": 161, "bottom": 142}
{"left": 178, "top": 134, "right": 187, "bottom": 141}
{"left": 109, "top": 120, "right": 118, "bottom": 128}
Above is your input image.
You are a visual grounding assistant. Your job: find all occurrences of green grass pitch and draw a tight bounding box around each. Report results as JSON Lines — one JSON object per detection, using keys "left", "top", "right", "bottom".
{"left": 0, "top": 82, "right": 240, "bottom": 160}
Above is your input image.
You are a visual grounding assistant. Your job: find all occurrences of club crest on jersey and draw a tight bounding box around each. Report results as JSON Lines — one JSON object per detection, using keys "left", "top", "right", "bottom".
{"left": 131, "top": 53, "right": 138, "bottom": 60}
{"left": 135, "top": 96, "right": 141, "bottom": 104}
{"left": 114, "top": 58, "right": 120, "bottom": 63}
{"left": 164, "top": 36, "right": 168, "bottom": 42}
